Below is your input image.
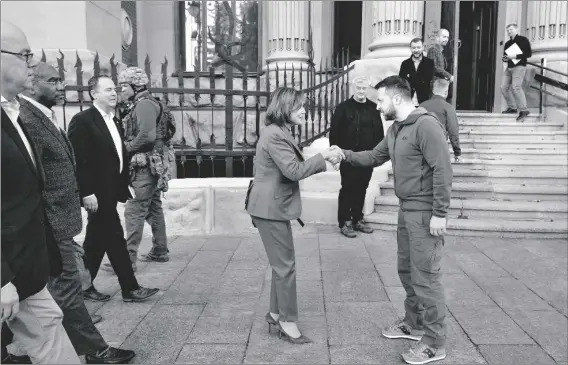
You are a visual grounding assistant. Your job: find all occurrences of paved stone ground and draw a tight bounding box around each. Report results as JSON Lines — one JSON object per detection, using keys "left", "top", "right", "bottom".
{"left": 10, "top": 224, "right": 568, "bottom": 364}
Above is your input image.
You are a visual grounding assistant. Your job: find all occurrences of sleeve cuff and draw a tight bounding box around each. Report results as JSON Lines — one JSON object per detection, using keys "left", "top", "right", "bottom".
{"left": 83, "top": 194, "right": 95, "bottom": 200}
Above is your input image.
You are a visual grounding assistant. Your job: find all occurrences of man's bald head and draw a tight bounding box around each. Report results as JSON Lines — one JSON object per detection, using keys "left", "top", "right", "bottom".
{"left": 1, "top": 21, "right": 34, "bottom": 99}
{"left": 437, "top": 28, "right": 450, "bottom": 46}
{"left": 24, "top": 62, "right": 66, "bottom": 108}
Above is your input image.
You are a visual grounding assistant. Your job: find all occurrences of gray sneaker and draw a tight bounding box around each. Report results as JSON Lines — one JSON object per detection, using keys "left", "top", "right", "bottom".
{"left": 340, "top": 222, "right": 357, "bottom": 238}
{"left": 402, "top": 341, "right": 446, "bottom": 364}
{"left": 382, "top": 319, "right": 423, "bottom": 341}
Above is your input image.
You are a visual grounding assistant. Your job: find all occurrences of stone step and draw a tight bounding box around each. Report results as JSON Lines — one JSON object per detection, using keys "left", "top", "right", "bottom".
{"left": 374, "top": 195, "right": 568, "bottom": 221}
{"left": 459, "top": 122, "right": 563, "bottom": 133}
{"left": 459, "top": 130, "right": 568, "bottom": 142}
{"left": 457, "top": 112, "right": 543, "bottom": 120}
{"left": 365, "top": 211, "right": 567, "bottom": 239}
{"left": 378, "top": 181, "right": 568, "bottom": 200}
{"left": 462, "top": 158, "right": 568, "bottom": 167}
{"left": 458, "top": 120, "right": 553, "bottom": 126}
{"left": 387, "top": 168, "right": 568, "bottom": 185}
{"left": 459, "top": 139, "right": 568, "bottom": 150}
{"left": 450, "top": 148, "right": 568, "bottom": 161}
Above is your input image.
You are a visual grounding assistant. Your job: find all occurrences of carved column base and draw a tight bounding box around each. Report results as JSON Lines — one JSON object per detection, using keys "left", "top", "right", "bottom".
{"left": 364, "top": 34, "right": 417, "bottom": 59}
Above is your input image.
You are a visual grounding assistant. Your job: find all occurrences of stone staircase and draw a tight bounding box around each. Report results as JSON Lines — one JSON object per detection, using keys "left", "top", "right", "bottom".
{"left": 366, "top": 113, "right": 568, "bottom": 238}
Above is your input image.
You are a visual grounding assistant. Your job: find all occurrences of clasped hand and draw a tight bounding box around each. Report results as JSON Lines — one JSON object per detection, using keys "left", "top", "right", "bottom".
{"left": 321, "top": 145, "right": 345, "bottom": 167}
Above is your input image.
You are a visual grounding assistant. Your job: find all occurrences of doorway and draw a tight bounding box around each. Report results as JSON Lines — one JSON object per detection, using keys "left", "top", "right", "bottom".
{"left": 333, "top": 1, "right": 362, "bottom": 67}
{"left": 441, "top": 1, "right": 499, "bottom": 111}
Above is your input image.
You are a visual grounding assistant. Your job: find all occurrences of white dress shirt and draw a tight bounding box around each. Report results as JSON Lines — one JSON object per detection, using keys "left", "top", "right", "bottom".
{"left": 1, "top": 95, "right": 36, "bottom": 167}
{"left": 93, "top": 104, "right": 123, "bottom": 174}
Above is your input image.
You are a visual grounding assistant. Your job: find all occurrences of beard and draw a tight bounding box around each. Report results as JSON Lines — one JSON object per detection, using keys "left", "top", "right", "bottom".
{"left": 381, "top": 107, "right": 397, "bottom": 121}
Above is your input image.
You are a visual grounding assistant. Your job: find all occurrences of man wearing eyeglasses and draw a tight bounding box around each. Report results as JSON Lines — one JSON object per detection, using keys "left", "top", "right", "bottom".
{"left": 4, "top": 62, "right": 136, "bottom": 364}
{"left": 1, "top": 21, "right": 80, "bottom": 364}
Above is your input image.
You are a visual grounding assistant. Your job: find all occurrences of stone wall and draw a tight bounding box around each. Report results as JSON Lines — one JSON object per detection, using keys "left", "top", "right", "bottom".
{"left": 73, "top": 153, "right": 391, "bottom": 242}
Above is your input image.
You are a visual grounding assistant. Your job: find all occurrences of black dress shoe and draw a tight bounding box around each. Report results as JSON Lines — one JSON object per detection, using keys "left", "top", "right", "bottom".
{"left": 502, "top": 108, "right": 518, "bottom": 114}
{"left": 1, "top": 353, "right": 32, "bottom": 364}
{"left": 83, "top": 286, "right": 111, "bottom": 302}
{"left": 91, "top": 314, "right": 103, "bottom": 324}
{"left": 85, "top": 346, "right": 135, "bottom": 364}
{"left": 122, "top": 287, "right": 159, "bottom": 302}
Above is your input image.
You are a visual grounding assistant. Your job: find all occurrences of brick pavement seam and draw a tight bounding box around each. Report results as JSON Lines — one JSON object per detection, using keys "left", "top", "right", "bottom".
{"left": 317, "top": 226, "right": 333, "bottom": 365}
{"left": 474, "top": 247, "right": 568, "bottom": 320}
{"left": 452, "top": 251, "right": 561, "bottom": 362}
{"left": 116, "top": 234, "right": 204, "bottom": 362}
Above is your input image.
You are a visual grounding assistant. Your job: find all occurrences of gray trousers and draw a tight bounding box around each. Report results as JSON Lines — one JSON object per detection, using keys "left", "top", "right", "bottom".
{"left": 125, "top": 167, "right": 168, "bottom": 263}
{"left": 501, "top": 66, "right": 528, "bottom": 111}
{"left": 397, "top": 208, "right": 447, "bottom": 348}
{"left": 252, "top": 216, "right": 298, "bottom": 322}
{"left": 2, "top": 239, "right": 108, "bottom": 357}
{"left": 47, "top": 239, "right": 108, "bottom": 355}
{"left": 3, "top": 287, "right": 80, "bottom": 363}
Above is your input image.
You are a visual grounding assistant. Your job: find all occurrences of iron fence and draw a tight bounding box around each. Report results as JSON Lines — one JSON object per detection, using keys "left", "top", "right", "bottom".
{"left": 42, "top": 48, "right": 354, "bottom": 178}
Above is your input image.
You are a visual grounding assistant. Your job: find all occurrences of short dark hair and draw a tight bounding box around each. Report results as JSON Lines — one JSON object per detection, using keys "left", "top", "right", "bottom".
{"left": 87, "top": 74, "right": 113, "bottom": 101}
{"left": 374, "top": 76, "right": 412, "bottom": 100}
{"left": 265, "top": 87, "right": 306, "bottom": 126}
{"left": 506, "top": 23, "right": 518, "bottom": 29}
{"left": 410, "top": 38, "right": 423, "bottom": 46}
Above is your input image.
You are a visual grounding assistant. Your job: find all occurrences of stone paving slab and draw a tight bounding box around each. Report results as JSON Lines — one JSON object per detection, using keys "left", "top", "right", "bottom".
{"left": 10, "top": 226, "right": 564, "bottom": 364}
{"left": 478, "top": 345, "right": 556, "bottom": 365}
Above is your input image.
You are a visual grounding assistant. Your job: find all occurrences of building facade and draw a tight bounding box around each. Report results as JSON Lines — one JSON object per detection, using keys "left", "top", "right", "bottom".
{"left": 2, "top": 0, "right": 566, "bottom": 112}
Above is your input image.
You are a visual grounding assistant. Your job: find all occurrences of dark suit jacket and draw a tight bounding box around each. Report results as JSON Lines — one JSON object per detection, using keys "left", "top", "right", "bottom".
{"left": 19, "top": 98, "right": 83, "bottom": 241}
{"left": 67, "top": 107, "right": 130, "bottom": 207}
{"left": 1, "top": 107, "right": 62, "bottom": 301}
{"left": 246, "top": 124, "right": 327, "bottom": 221}
{"left": 399, "top": 56, "right": 435, "bottom": 103}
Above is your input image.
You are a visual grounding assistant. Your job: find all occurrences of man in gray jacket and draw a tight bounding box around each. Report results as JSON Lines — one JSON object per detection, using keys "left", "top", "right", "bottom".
{"left": 420, "top": 79, "right": 461, "bottom": 162}
{"left": 331, "top": 75, "right": 452, "bottom": 365}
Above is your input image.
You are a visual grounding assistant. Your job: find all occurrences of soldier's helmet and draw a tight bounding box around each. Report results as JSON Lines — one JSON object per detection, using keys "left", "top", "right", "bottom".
{"left": 117, "top": 67, "right": 149, "bottom": 86}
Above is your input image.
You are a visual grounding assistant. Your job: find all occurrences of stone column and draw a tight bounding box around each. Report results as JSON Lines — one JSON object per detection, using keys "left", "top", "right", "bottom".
{"left": 525, "top": 1, "right": 567, "bottom": 61}
{"left": 524, "top": 1, "right": 567, "bottom": 107}
{"left": 365, "top": 1, "right": 425, "bottom": 59}
{"left": 264, "top": 1, "right": 310, "bottom": 68}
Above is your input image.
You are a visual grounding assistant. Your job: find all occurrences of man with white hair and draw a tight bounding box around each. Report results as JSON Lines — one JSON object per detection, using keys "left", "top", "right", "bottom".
{"left": 329, "top": 76, "right": 384, "bottom": 238}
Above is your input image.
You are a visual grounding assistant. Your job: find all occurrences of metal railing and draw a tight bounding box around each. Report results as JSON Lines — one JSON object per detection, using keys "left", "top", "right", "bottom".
{"left": 42, "top": 48, "right": 354, "bottom": 178}
{"left": 527, "top": 58, "right": 568, "bottom": 114}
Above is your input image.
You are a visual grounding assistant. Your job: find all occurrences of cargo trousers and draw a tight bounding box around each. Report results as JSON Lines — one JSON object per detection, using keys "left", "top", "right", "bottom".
{"left": 125, "top": 167, "right": 168, "bottom": 263}
{"left": 397, "top": 208, "right": 447, "bottom": 349}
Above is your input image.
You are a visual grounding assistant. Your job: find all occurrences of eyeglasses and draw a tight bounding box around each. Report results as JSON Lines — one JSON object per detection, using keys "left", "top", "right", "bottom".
{"left": 42, "top": 80, "right": 67, "bottom": 87}
{"left": 1, "top": 50, "right": 34, "bottom": 64}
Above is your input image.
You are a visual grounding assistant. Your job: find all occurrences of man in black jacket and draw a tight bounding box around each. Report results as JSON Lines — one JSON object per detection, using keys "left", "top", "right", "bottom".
{"left": 329, "top": 76, "right": 384, "bottom": 238}
{"left": 1, "top": 21, "right": 79, "bottom": 364}
{"left": 67, "top": 75, "right": 159, "bottom": 303}
{"left": 399, "top": 38, "right": 435, "bottom": 104}
{"left": 501, "top": 23, "right": 532, "bottom": 121}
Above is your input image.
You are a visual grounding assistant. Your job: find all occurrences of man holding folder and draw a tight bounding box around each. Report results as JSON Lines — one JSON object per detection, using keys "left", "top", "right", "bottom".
{"left": 501, "top": 23, "right": 532, "bottom": 122}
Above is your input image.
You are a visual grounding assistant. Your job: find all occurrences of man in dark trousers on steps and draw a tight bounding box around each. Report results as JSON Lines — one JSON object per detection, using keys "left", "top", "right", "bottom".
{"left": 420, "top": 78, "right": 461, "bottom": 163}
{"left": 329, "top": 76, "right": 384, "bottom": 238}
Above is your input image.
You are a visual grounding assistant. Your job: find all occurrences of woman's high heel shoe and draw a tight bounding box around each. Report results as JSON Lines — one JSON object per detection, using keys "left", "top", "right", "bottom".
{"left": 276, "top": 323, "right": 313, "bottom": 344}
{"left": 265, "top": 313, "right": 278, "bottom": 333}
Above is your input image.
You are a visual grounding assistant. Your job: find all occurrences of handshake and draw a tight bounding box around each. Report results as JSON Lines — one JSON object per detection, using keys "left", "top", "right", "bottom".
{"left": 320, "top": 145, "right": 345, "bottom": 169}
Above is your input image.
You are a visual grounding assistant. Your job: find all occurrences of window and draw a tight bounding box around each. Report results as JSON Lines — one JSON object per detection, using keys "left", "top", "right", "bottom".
{"left": 183, "top": 1, "right": 259, "bottom": 73}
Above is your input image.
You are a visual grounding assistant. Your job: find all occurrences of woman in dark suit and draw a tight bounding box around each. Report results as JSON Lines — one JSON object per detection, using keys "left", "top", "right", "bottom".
{"left": 246, "top": 87, "right": 340, "bottom": 344}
